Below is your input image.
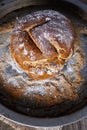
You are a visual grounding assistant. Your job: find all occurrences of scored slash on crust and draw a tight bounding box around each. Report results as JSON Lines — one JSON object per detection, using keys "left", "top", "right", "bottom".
{"left": 10, "top": 10, "right": 74, "bottom": 80}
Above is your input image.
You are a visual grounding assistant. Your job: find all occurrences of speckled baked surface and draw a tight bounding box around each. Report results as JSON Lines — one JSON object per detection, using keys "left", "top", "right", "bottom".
{"left": 0, "top": 5, "right": 87, "bottom": 117}
{"left": 10, "top": 10, "right": 74, "bottom": 80}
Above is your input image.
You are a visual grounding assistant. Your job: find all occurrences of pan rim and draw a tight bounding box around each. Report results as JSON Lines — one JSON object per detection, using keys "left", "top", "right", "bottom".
{"left": 0, "top": 103, "right": 87, "bottom": 127}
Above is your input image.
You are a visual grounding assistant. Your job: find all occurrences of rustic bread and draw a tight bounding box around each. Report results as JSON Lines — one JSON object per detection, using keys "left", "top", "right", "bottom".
{"left": 10, "top": 10, "right": 74, "bottom": 80}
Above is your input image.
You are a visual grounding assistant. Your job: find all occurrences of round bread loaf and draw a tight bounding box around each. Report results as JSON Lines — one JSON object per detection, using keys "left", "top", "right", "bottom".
{"left": 10, "top": 10, "right": 74, "bottom": 80}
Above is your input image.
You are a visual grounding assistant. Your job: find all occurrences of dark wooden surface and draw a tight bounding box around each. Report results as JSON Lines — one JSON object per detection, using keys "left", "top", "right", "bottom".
{"left": 0, "top": 0, "right": 87, "bottom": 130}
{"left": 0, "top": 117, "right": 87, "bottom": 130}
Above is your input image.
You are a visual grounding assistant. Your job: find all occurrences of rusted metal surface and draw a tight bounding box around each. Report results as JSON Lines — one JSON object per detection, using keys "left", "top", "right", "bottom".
{"left": 63, "top": 0, "right": 87, "bottom": 20}
{"left": 0, "top": 0, "right": 87, "bottom": 20}
{"left": 0, "top": 0, "right": 49, "bottom": 19}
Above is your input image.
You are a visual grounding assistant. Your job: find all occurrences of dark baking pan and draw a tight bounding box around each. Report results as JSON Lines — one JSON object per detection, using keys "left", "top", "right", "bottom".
{"left": 0, "top": 0, "right": 87, "bottom": 127}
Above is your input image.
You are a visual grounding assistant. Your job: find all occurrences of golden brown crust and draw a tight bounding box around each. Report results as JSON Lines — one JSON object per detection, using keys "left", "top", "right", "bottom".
{"left": 10, "top": 10, "right": 75, "bottom": 80}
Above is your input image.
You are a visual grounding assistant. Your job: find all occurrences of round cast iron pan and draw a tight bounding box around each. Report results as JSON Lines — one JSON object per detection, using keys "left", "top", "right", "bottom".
{"left": 0, "top": 0, "right": 87, "bottom": 127}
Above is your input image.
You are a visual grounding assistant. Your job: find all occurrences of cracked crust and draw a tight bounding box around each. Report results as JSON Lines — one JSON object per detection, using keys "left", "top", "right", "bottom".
{"left": 10, "top": 10, "right": 74, "bottom": 80}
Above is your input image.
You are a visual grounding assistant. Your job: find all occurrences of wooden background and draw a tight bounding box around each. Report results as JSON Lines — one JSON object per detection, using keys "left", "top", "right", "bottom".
{"left": 0, "top": 116, "right": 87, "bottom": 130}
{"left": 0, "top": 0, "right": 87, "bottom": 129}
